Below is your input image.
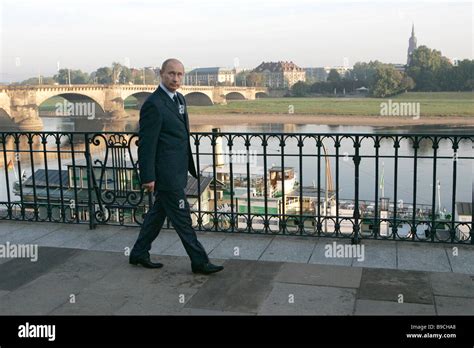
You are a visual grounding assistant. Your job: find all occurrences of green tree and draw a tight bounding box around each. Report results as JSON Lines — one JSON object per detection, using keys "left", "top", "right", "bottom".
{"left": 20, "top": 76, "right": 56, "bottom": 85}
{"left": 93, "top": 67, "right": 113, "bottom": 84}
{"left": 235, "top": 70, "right": 251, "bottom": 86}
{"left": 111, "top": 62, "right": 133, "bottom": 84}
{"left": 371, "top": 66, "right": 404, "bottom": 97}
{"left": 406, "top": 45, "right": 452, "bottom": 91}
{"left": 400, "top": 75, "right": 415, "bottom": 92}
{"left": 452, "top": 59, "right": 474, "bottom": 91}
{"left": 144, "top": 68, "right": 158, "bottom": 85}
{"left": 327, "top": 69, "right": 341, "bottom": 83}
{"left": 291, "top": 81, "right": 310, "bottom": 97}
{"left": 246, "top": 72, "right": 264, "bottom": 87}
{"left": 54, "top": 69, "right": 90, "bottom": 84}
{"left": 350, "top": 61, "right": 385, "bottom": 88}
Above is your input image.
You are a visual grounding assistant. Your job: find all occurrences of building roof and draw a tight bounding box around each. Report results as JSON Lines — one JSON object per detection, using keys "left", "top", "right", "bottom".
{"left": 24, "top": 169, "right": 69, "bottom": 188}
{"left": 23, "top": 169, "right": 213, "bottom": 198}
{"left": 287, "top": 186, "right": 327, "bottom": 198}
{"left": 67, "top": 159, "right": 136, "bottom": 169}
{"left": 187, "top": 67, "right": 233, "bottom": 75}
{"left": 200, "top": 163, "right": 265, "bottom": 176}
{"left": 269, "top": 166, "right": 294, "bottom": 172}
{"left": 185, "top": 175, "right": 213, "bottom": 197}
{"left": 253, "top": 61, "right": 304, "bottom": 73}
{"left": 456, "top": 202, "right": 472, "bottom": 216}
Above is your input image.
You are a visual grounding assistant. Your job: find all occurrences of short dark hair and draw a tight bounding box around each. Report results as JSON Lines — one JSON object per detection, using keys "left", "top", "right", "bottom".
{"left": 161, "top": 58, "right": 183, "bottom": 72}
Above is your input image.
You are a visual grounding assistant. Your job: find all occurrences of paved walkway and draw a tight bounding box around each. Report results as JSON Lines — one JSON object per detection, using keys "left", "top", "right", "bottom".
{"left": 0, "top": 221, "right": 473, "bottom": 315}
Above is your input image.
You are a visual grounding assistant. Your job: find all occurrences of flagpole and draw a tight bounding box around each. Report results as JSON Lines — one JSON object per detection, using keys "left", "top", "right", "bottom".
{"left": 379, "top": 160, "right": 385, "bottom": 198}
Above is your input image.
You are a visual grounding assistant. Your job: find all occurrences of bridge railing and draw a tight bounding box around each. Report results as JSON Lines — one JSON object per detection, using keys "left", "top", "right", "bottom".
{"left": 0, "top": 130, "right": 472, "bottom": 244}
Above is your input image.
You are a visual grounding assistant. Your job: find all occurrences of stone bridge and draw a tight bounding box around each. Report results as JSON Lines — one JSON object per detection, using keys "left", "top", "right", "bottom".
{"left": 0, "top": 85, "right": 269, "bottom": 129}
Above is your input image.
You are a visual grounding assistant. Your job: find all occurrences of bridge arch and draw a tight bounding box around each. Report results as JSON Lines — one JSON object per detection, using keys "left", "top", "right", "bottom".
{"left": 182, "top": 92, "right": 213, "bottom": 106}
{"left": 0, "top": 107, "right": 17, "bottom": 130}
{"left": 36, "top": 92, "right": 105, "bottom": 112}
{"left": 225, "top": 92, "right": 246, "bottom": 101}
{"left": 38, "top": 93, "right": 106, "bottom": 118}
{"left": 255, "top": 92, "right": 269, "bottom": 98}
{"left": 124, "top": 92, "right": 152, "bottom": 109}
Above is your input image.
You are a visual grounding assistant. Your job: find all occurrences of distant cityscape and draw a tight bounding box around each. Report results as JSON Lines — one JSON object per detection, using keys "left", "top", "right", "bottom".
{"left": 6, "top": 25, "right": 472, "bottom": 99}
{"left": 9, "top": 23, "right": 418, "bottom": 88}
{"left": 9, "top": 25, "right": 426, "bottom": 87}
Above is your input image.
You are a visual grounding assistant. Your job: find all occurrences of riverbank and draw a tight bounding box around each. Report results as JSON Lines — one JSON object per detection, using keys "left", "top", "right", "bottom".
{"left": 189, "top": 113, "right": 474, "bottom": 127}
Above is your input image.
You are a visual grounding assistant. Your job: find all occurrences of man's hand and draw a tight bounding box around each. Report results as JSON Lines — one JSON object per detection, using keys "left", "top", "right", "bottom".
{"left": 142, "top": 181, "right": 155, "bottom": 193}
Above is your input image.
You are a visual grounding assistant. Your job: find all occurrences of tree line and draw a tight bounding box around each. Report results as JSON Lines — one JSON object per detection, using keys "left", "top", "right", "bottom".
{"left": 291, "top": 45, "right": 473, "bottom": 98}
{"left": 14, "top": 62, "right": 160, "bottom": 86}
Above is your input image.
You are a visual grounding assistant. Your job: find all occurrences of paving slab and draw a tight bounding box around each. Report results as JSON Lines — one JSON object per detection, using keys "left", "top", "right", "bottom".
{"left": 358, "top": 268, "right": 433, "bottom": 304}
{"left": 113, "top": 285, "right": 199, "bottom": 315}
{"left": 127, "top": 254, "right": 214, "bottom": 290}
{"left": 178, "top": 308, "right": 253, "bottom": 315}
{"left": 0, "top": 248, "right": 126, "bottom": 315}
{"left": 0, "top": 289, "right": 10, "bottom": 299}
{"left": 0, "top": 246, "right": 80, "bottom": 291}
{"left": 354, "top": 299, "right": 436, "bottom": 315}
{"left": 445, "top": 245, "right": 474, "bottom": 275}
{"left": 33, "top": 226, "right": 89, "bottom": 247}
{"left": 149, "top": 230, "right": 181, "bottom": 254}
{"left": 258, "top": 283, "right": 356, "bottom": 315}
{"left": 48, "top": 248, "right": 128, "bottom": 282}
{"left": 185, "top": 259, "right": 282, "bottom": 314}
{"left": 259, "top": 236, "right": 316, "bottom": 263}
{"left": 0, "top": 277, "right": 73, "bottom": 315}
{"left": 64, "top": 253, "right": 216, "bottom": 294}
{"left": 208, "top": 234, "right": 274, "bottom": 260}
{"left": 435, "top": 296, "right": 474, "bottom": 315}
{"left": 0, "top": 221, "right": 37, "bottom": 237}
{"left": 308, "top": 238, "right": 356, "bottom": 266}
{"left": 160, "top": 233, "right": 225, "bottom": 257}
{"left": 397, "top": 242, "right": 451, "bottom": 273}
{"left": 430, "top": 272, "right": 474, "bottom": 298}
{"left": 50, "top": 254, "right": 209, "bottom": 315}
{"left": 0, "top": 223, "right": 63, "bottom": 244}
{"left": 59, "top": 226, "right": 120, "bottom": 249}
{"left": 0, "top": 257, "right": 13, "bottom": 265}
{"left": 351, "top": 239, "right": 397, "bottom": 269}
{"left": 276, "top": 263, "right": 362, "bottom": 288}
{"left": 50, "top": 287, "right": 132, "bottom": 315}
{"left": 90, "top": 228, "right": 137, "bottom": 253}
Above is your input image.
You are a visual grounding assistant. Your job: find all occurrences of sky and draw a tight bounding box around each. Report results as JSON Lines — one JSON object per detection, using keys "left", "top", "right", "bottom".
{"left": 0, "top": 0, "right": 472, "bottom": 82}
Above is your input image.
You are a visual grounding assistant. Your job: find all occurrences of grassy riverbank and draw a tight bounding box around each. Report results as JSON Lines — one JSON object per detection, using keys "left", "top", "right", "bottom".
{"left": 188, "top": 92, "right": 474, "bottom": 117}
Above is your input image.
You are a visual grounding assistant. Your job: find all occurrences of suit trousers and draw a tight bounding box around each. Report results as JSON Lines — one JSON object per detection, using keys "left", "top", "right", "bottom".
{"left": 131, "top": 188, "right": 209, "bottom": 266}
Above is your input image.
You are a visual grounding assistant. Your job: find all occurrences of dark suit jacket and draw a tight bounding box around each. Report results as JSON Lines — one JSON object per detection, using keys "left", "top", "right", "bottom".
{"left": 138, "top": 85, "right": 198, "bottom": 191}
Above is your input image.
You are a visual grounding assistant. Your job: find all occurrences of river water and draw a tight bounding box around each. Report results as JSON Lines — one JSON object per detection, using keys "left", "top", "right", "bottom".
{"left": 0, "top": 115, "right": 472, "bottom": 216}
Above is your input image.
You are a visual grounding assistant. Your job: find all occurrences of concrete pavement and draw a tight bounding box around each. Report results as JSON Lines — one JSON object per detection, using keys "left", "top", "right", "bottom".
{"left": 0, "top": 221, "right": 473, "bottom": 315}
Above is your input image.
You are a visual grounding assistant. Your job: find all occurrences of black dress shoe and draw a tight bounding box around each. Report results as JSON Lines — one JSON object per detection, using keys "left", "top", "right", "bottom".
{"left": 191, "top": 262, "right": 224, "bottom": 275}
{"left": 129, "top": 256, "right": 163, "bottom": 269}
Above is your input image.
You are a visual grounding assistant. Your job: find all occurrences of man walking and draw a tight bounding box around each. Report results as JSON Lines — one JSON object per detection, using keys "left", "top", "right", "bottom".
{"left": 130, "top": 58, "right": 224, "bottom": 275}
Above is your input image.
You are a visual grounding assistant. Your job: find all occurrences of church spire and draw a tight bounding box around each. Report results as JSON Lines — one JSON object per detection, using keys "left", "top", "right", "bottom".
{"left": 407, "top": 23, "right": 417, "bottom": 65}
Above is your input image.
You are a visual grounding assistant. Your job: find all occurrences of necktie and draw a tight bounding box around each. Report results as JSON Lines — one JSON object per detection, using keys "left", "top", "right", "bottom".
{"left": 173, "top": 94, "right": 180, "bottom": 107}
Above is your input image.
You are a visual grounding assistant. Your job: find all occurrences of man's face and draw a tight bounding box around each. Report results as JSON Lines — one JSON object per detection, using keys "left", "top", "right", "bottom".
{"left": 160, "top": 61, "right": 184, "bottom": 92}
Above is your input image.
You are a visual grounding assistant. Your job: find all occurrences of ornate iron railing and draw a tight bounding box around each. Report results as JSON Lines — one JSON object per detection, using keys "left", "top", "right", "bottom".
{"left": 0, "top": 130, "right": 472, "bottom": 244}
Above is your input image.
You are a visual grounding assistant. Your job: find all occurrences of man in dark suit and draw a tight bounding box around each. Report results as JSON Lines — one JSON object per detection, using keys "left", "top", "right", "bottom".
{"left": 130, "top": 58, "right": 224, "bottom": 275}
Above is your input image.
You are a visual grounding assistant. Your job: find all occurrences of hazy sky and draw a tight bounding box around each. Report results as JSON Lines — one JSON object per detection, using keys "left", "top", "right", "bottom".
{"left": 0, "top": 0, "right": 472, "bottom": 82}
